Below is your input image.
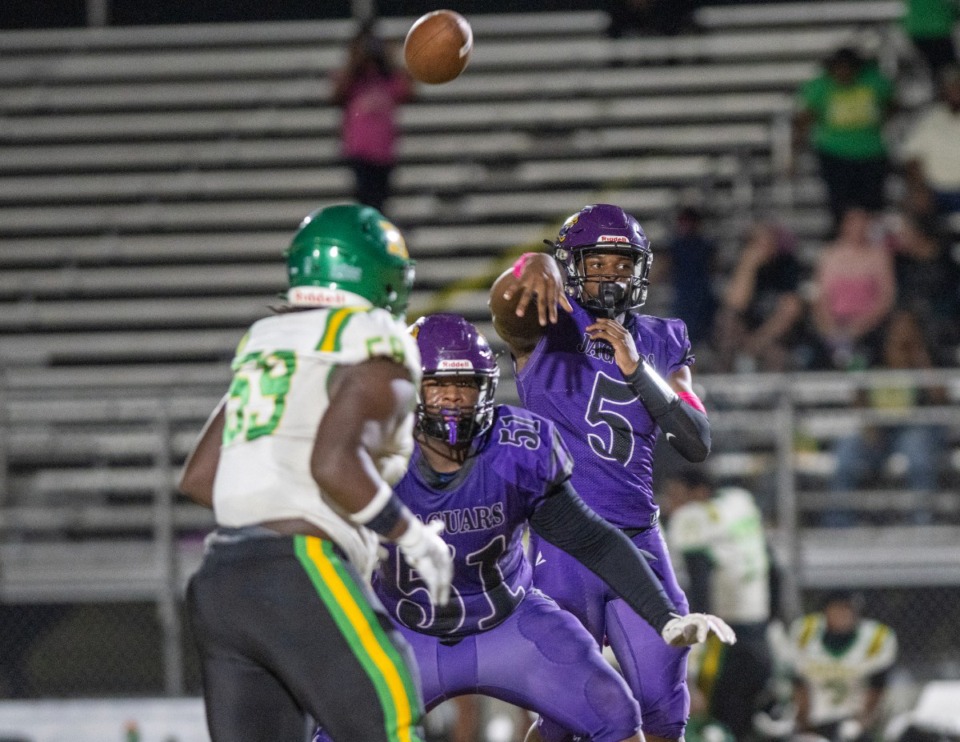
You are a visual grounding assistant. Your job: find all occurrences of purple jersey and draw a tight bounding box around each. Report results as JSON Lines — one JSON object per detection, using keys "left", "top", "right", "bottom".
{"left": 376, "top": 405, "right": 574, "bottom": 638}
{"left": 515, "top": 301, "right": 693, "bottom": 529}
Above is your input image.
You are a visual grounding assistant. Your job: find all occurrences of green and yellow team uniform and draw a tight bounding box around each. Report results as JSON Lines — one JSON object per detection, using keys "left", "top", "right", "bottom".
{"left": 667, "top": 487, "right": 773, "bottom": 738}
{"left": 786, "top": 612, "right": 897, "bottom": 729}
{"left": 189, "top": 305, "right": 425, "bottom": 742}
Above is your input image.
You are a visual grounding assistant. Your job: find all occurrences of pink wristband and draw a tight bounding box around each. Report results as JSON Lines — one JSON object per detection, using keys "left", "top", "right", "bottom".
{"left": 512, "top": 252, "right": 537, "bottom": 278}
{"left": 678, "top": 391, "right": 706, "bottom": 415}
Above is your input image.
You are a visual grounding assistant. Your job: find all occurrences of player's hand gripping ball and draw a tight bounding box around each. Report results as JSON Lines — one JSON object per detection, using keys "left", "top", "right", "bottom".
{"left": 403, "top": 10, "right": 473, "bottom": 84}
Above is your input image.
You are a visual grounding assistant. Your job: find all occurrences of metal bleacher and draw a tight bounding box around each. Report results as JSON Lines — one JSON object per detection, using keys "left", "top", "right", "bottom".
{"left": 1, "top": 2, "right": 959, "bottom": 689}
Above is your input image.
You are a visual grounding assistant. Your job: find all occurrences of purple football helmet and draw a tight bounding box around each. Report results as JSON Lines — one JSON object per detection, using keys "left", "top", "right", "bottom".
{"left": 409, "top": 313, "right": 499, "bottom": 447}
{"left": 552, "top": 203, "right": 652, "bottom": 317}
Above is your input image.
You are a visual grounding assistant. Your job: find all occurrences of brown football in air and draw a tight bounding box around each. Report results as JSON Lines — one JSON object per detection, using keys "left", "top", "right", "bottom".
{"left": 403, "top": 10, "right": 473, "bottom": 84}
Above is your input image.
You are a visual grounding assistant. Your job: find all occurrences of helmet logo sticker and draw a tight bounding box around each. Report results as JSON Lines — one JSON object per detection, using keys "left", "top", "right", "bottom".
{"left": 288, "top": 286, "right": 369, "bottom": 307}
{"left": 380, "top": 221, "right": 409, "bottom": 258}
{"left": 597, "top": 235, "right": 629, "bottom": 243}
{"left": 438, "top": 360, "right": 474, "bottom": 370}
{"left": 329, "top": 262, "right": 363, "bottom": 281}
{"left": 557, "top": 213, "right": 579, "bottom": 242}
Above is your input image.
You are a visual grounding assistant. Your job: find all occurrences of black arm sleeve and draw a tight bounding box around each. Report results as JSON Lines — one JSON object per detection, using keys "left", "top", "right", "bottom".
{"left": 682, "top": 551, "right": 713, "bottom": 614}
{"left": 529, "top": 481, "right": 677, "bottom": 633}
{"left": 624, "top": 360, "right": 711, "bottom": 462}
{"left": 656, "top": 401, "right": 711, "bottom": 462}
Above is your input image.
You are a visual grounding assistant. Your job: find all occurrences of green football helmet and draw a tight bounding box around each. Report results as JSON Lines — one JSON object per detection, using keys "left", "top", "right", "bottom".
{"left": 285, "top": 203, "right": 416, "bottom": 318}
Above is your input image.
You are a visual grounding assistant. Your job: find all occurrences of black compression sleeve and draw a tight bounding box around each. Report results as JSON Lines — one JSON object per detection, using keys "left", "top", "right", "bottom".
{"left": 529, "top": 481, "right": 677, "bottom": 633}
{"left": 657, "top": 401, "right": 711, "bottom": 462}
{"left": 624, "top": 360, "right": 710, "bottom": 462}
{"left": 624, "top": 359, "right": 679, "bottom": 418}
{"left": 682, "top": 552, "right": 713, "bottom": 613}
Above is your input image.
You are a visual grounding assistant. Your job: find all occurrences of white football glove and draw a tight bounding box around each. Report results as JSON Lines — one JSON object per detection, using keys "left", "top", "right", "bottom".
{"left": 396, "top": 518, "right": 453, "bottom": 607}
{"left": 661, "top": 613, "right": 737, "bottom": 647}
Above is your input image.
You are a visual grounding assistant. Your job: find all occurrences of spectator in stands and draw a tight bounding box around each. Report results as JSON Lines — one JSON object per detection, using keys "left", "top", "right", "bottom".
{"left": 809, "top": 208, "right": 896, "bottom": 370}
{"left": 786, "top": 591, "right": 898, "bottom": 742}
{"left": 662, "top": 468, "right": 776, "bottom": 742}
{"left": 178, "top": 204, "right": 451, "bottom": 742}
{"left": 888, "top": 210, "right": 960, "bottom": 361}
{"left": 331, "top": 21, "right": 414, "bottom": 214}
{"left": 663, "top": 206, "right": 718, "bottom": 358}
{"left": 792, "top": 46, "right": 896, "bottom": 233}
{"left": 713, "top": 221, "right": 805, "bottom": 373}
{"left": 902, "top": 0, "right": 958, "bottom": 81}
{"left": 900, "top": 64, "right": 960, "bottom": 218}
{"left": 826, "top": 308, "right": 947, "bottom": 527}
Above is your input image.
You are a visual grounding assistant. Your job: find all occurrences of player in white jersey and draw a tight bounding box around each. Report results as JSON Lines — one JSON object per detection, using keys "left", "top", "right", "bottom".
{"left": 786, "top": 591, "right": 897, "bottom": 742}
{"left": 663, "top": 468, "right": 775, "bottom": 741}
{"left": 179, "top": 203, "right": 453, "bottom": 742}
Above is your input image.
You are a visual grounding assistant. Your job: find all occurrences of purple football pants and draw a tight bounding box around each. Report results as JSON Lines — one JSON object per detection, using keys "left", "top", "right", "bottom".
{"left": 315, "top": 589, "right": 640, "bottom": 742}
{"left": 530, "top": 525, "right": 691, "bottom": 740}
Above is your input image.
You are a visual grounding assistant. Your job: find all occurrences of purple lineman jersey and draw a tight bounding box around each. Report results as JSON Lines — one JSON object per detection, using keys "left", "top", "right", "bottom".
{"left": 517, "top": 301, "right": 695, "bottom": 739}
{"left": 358, "top": 402, "right": 644, "bottom": 742}
{"left": 376, "top": 404, "right": 573, "bottom": 638}
{"left": 515, "top": 300, "right": 694, "bottom": 529}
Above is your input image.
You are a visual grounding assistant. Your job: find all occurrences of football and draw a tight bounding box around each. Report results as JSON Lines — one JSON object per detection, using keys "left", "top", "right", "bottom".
{"left": 403, "top": 10, "right": 473, "bottom": 85}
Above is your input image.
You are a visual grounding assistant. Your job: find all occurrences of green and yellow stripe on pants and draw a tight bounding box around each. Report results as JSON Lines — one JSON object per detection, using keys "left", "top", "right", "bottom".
{"left": 295, "top": 535, "right": 422, "bottom": 742}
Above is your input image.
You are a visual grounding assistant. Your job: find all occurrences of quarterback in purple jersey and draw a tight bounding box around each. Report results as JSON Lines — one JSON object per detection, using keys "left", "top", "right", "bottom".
{"left": 489, "top": 204, "right": 717, "bottom": 742}
{"left": 314, "top": 314, "right": 733, "bottom": 742}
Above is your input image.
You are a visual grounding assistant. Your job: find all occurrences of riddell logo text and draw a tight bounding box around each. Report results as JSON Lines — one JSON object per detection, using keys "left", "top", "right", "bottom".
{"left": 288, "top": 287, "right": 348, "bottom": 305}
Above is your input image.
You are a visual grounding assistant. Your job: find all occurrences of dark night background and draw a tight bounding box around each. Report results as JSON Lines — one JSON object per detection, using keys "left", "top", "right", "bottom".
{"left": 0, "top": 1, "right": 643, "bottom": 30}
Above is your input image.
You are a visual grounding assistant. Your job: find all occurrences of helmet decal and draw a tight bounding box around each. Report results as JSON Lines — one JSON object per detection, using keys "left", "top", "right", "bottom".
{"left": 437, "top": 359, "right": 474, "bottom": 371}
{"left": 286, "top": 286, "right": 369, "bottom": 308}
{"left": 380, "top": 220, "right": 409, "bottom": 259}
{"left": 556, "top": 213, "right": 579, "bottom": 243}
{"left": 328, "top": 261, "right": 363, "bottom": 282}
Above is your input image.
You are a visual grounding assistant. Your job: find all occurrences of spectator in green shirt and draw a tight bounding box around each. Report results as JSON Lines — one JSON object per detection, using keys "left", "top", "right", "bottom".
{"left": 902, "top": 0, "right": 958, "bottom": 81}
{"left": 792, "top": 47, "right": 897, "bottom": 234}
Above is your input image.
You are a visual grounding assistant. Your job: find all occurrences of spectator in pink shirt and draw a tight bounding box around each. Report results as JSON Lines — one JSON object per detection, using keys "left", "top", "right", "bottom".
{"left": 810, "top": 208, "right": 897, "bottom": 369}
{"left": 331, "top": 22, "right": 414, "bottom": 214}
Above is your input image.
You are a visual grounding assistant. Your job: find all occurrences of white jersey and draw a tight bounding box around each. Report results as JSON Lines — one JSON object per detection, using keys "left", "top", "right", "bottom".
{"left": 786, "top": 613, "right": 897, "bottom": 727}
{"left": 213, "top": 305, "right": 421, "bottom": 579}
{"left": 666, "top": 486, "right": 770, "bottom": 623}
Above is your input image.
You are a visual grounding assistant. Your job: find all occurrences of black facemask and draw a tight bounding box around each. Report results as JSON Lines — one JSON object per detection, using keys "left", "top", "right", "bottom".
{"left": 584, "top": 281, "right": 627, "bottom": 319}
